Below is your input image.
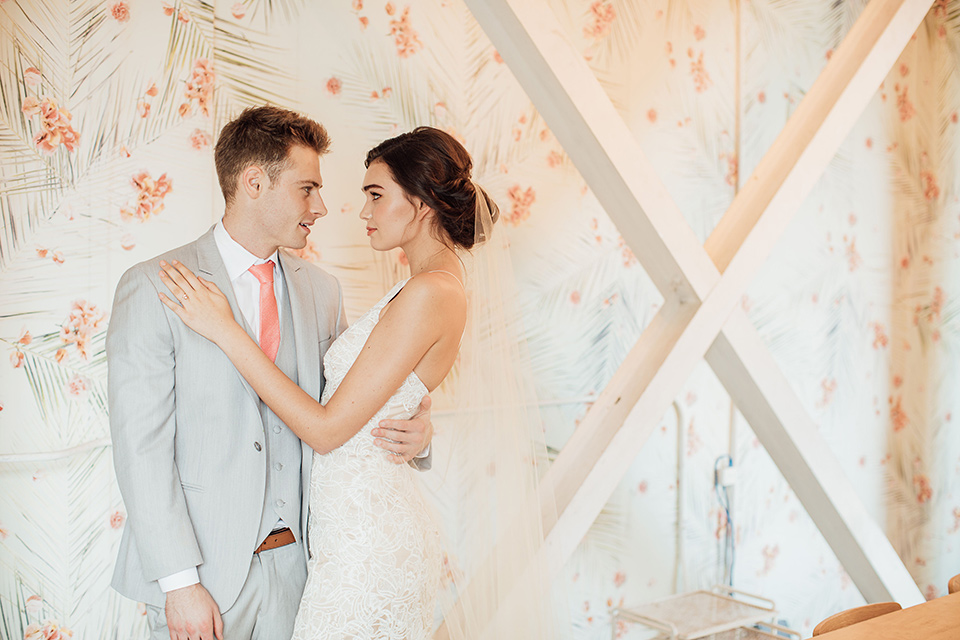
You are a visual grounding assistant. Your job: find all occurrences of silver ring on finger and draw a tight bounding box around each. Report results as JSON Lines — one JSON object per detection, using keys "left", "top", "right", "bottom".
{"left": 182, "top": 293, "right": 189, "bottom": 301}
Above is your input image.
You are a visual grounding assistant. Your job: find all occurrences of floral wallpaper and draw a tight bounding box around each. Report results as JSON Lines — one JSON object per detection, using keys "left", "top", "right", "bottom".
{"left": 1, "top": 1, "right": 959, "bottom": 639}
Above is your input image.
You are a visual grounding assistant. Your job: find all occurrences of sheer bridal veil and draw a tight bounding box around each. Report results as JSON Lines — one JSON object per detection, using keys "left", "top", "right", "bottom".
{"left": 425, "top": 182, "right": 559, "bottom": 639}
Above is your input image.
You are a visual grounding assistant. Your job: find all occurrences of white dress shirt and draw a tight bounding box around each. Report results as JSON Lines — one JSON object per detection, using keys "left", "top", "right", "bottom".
{"left": 158, "top": 221, "right": 285, "bottom": 593}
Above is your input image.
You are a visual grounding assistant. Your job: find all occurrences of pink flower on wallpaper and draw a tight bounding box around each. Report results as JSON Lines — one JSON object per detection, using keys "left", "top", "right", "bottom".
{"left": 137, "top": 99, "right": 150, "bottom": 118}
{"left": 231, "top": 3, "right": 246, "bottom": 19}
{"left": 385, "top": 1, "right": 396, "bottom": 15}
{"left": 351, "top": 0, "right": 363, "bottom": 9}
{"left": 25, "top": 595, "right": 42, "bottom": 616}
{"left": 287, "top": 238, "right": 321, "bottom": 263}
{"left": 179, "top": 58, "right": 215, "bottom": 118}
{"left": 0, "top": 524, "right": 7, "bottom": 540}
{"left": 613, "top": 570, "right": 626, "bottom": 588}
{"left": 950, "top": 507, "right": 960, "bottom": 534}
{"left": 325, "top": 77, "right": 342, "bottom": 96}
{"left": 893, "top": 375, "right": 902, "bottom": 388}
{"left": 59, "top": 300, "right": 107, "bottom": 360}
{"left": 24, "top": 67, "right": 41, "bottom": 87}
{"left": 617, "top": 236, "right": 637, "bottom": 267}
{"left": 756, "top": 544, "right": 779, "bottom": 576}
{"left": 693, "top": 25, "right": 705, "bottom": 41}
{"left": 896, "top": 84, "right": 915, "bottom": 122}
{"left": 493, "top": 50, "right": 503, "bottom": 64}
{"left": 162, "top": 2, "right": 174, "bottom": 16}
{"left": 928, "top": 286, "right": 944, "bottom": 324}
{"left": 689, "top": 50, "right": 712, "bottom": 93}
{"left": 396, "top": 249, "right": 408, "bottom": 266}
{"left": 189, "top": 128, "right": 211, "bottom": 150}
{"left": 546, "top": 150, "right": 563, "bottom": 168}
{"left": 381, "top": 86, "right": 392, "bottom": 98}
{"left": 145, "top": 83, "right": 158, "bottom": 97}
{"left": 722, "top": 152, "right": 738, "bottom": 187}
{"left": 389, "top": 7, "right": 424, "bottom": 58}
{"left": 109, "top": 510, "right": 125, "bottom": 529}
{"left": 871, "top": 322, "right": 888, "bottom": 349}
{"left": 818, "top": 378, "right": 837, "bottom": 407}
{"left": 10, "top": 351, "right": 24, "bottom": 368}
{"left": 17, "top": 329, "right": 32, "bottom": 346}
{"left": 120, "top": 171, "right": 173, "bottom": 223}
{"left": 899, "top": 63, "right": 909, "bottom": 77}
{"left": 646, "top": 109, "right": 657, "bottom": 123}
{"left": 55, "top": 348, "right": 67, "bottom": 364}
{"left": 583, "top": 1, "right": 616, "bottom": 41}
{"left": 24, "top": 621, "right": 73, "bottom": 640}
{"left": 22, "top": 97, "right": 80, "bottom": 155}
{"left": 358, "top": 16, "right": 369, "bottom": 29}
{"left": 51, "top": 250, "right": 64, "bottom": 265}
{"left": 920, "top": 169, "right": 940, "bottom": 202}
{"left": 686, "top": 420, "right": 702, "bottom": 456}
{"left": 110, "top": 2, "right": 131, "bottom": 23}
{"left": 177, "top": 8, "right": 191, "bottom": 24}
{"left": 505, "top": 184, "right": 535, "bottom": 226}
{"left": 934, "top": 0, "right": 948, "bottom": 18}
{"left": 913, "top": 473, "right": 932, "bottom": 503}
{"left": 121, "top": 234, "right": 136, "bottom": 251}
{"left": 65, "top": 374, "right": 88, "bottom": 398}
{"left": 845, "top": 236, "right": 862, "bottom": 271}
{"left": 890, "top": 396, "right": 907, "bottom": 432}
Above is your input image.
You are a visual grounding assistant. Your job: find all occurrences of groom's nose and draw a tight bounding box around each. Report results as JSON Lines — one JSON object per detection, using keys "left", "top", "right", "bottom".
{"left": 312, "top": 192, "right": 328, "bottom": 218}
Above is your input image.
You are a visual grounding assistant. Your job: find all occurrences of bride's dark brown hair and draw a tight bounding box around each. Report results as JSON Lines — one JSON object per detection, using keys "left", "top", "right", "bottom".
{"left": 365, "top": 127, "right": 498, "bottom": 250}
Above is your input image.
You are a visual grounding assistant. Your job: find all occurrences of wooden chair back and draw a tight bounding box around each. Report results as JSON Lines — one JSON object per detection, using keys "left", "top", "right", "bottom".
{"left": 812, "top": 602, "right": 902, "bottom": 636}
{"left": 949, "top": 573, "right": 960, "bottom": 595}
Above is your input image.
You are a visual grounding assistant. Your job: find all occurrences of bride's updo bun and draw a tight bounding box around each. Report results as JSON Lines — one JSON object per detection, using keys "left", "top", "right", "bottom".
{"left": 365, "top": 127, "right": 498, "bottom": 250}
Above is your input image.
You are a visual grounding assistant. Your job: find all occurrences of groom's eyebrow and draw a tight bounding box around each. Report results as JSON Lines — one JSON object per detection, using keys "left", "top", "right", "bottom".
{"left": 298, "top": 179, "right": 322, "bottom": 188}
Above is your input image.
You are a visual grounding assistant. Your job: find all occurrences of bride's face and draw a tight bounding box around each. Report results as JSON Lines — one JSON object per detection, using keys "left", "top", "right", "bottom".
{"left": 359, "top": 161, "right": 421, "bottom": 251}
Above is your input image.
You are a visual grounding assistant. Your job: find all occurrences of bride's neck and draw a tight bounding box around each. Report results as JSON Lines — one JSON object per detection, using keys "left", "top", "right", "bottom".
{"left": 403, "top": 235, "right": 456, "bottom": 277}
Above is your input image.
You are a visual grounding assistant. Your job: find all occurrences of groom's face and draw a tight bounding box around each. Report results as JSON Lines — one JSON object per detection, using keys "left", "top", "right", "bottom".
{"left": 254, "top": 144, "right": 327, "bottom": 252}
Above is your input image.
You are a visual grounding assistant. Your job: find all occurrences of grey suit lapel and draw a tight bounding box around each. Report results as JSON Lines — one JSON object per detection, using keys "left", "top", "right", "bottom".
{"left": 195, "top": 228, "right": 259, "bottom": 405}
{"left": 278, "top": 251, "right": 321, "bottom": 549}
{"left": 278, "top": 252, "right": 321, "bottom": 402}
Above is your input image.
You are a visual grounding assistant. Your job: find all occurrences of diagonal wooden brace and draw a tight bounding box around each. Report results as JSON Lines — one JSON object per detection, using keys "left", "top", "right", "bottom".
{"left": 466, "top": 0, "right": 930, "bottom": 605}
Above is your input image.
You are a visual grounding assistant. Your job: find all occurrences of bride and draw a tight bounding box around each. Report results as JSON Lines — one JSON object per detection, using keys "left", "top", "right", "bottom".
{"left": 158, "top": 127, "right": 512, "bottom": 639}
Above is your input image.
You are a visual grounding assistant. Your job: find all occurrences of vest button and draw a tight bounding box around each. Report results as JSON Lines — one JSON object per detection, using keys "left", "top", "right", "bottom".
{"left": 254, "top": 441, "right": 262, "bottom": 452}
{"left": 276, "top": 499, "right": 285, "bottom": 508}
{"left": 275, "top": 462, "right": 283, "bottom": 471}
{"left": 273, "top": 425, "right": 281, "bottom": 434}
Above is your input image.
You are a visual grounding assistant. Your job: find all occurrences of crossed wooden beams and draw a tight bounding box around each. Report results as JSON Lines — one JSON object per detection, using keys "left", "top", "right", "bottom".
{"left": 465, "top": 0, "right": 930, "bottom": 605}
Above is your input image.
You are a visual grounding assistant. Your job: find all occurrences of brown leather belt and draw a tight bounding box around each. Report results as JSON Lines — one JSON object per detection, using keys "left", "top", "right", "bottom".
{"left": 254, "top": 527, "right": 295, "bottom": 554}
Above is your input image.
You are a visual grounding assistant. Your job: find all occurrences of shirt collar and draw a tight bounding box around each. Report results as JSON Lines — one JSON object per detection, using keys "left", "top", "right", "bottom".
{"left": 214, "top": 220, "right": 279, "bottom": 282}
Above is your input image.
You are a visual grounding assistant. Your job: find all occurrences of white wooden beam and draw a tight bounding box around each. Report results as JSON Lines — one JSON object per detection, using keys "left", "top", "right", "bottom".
{"left": 465, "top": 0, "right": 930, "bottom": 606}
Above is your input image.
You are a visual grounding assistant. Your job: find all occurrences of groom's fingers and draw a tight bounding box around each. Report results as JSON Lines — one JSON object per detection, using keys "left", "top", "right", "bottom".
{"left": 213, "top": 609, "right": 223, "bottom": 640}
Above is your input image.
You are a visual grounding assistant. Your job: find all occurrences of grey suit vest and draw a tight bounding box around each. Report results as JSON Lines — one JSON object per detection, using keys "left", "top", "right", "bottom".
{"left": 255, "top": 279, "right": 304, "bottom": 545}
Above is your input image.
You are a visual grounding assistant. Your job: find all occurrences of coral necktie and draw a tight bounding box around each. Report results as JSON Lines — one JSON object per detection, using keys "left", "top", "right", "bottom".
{"left": 248, "top": 261, "right": 280, "bottom": 362}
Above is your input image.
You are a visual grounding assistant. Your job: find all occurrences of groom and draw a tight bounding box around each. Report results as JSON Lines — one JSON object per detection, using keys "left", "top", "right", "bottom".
{"left": 108, "top": 106, "right": 433, "bottom": 640}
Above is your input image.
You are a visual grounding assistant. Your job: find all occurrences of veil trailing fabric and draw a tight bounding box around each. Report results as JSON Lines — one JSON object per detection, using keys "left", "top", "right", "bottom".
{"left": 426, "top": 183, "right": 559, "bottom": 639}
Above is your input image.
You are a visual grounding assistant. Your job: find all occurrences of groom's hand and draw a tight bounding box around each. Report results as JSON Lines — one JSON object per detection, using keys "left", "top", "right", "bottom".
{"left": 373, "top": 394, "right": 434, "bottom": 464}
{"left": 165, "top": 583, "right": 223, "bottom": 640}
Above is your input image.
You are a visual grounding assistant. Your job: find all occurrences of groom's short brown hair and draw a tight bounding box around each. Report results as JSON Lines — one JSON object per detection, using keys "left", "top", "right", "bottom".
{"left": 215, "top": 106, "right": 331, "bottom": 206}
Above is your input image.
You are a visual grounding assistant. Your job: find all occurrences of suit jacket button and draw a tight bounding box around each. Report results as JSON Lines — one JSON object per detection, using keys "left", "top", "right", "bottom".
{"left": 254, "top": 441, "right": 262, "bottom": 452}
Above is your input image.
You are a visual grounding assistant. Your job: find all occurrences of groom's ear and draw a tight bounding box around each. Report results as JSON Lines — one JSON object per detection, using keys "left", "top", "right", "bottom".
{"left": 240, "top": 165, "right": 266, "bottom": 200}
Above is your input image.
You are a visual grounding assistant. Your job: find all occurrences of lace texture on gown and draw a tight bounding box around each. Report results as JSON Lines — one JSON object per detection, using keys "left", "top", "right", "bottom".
{"left": 291, "top": 278, "right": 442, "bottom": 640}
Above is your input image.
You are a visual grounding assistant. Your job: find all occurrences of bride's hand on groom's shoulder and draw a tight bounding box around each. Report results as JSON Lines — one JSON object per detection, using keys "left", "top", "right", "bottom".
{"left": 373, "top": 395, "right": 434, "bottom": 464}
{"left": 164, "top": 583, "right": 223, "bottom": 640}
{"left": 158, "top": 260, "right": 236, "bottom": 344}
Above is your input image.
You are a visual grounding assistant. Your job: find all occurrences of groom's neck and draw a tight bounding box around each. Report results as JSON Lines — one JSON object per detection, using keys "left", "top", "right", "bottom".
{"left": 222, "top": 211, "right": 278, "bottom": 259}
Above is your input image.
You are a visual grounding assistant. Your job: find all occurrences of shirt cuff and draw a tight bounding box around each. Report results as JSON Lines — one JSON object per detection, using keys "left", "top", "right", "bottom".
{"left": 416, "top": 443, "right": 430, "bottom": 459}
{"left": 157, "top": 567, "right": 200, "bottom": 592}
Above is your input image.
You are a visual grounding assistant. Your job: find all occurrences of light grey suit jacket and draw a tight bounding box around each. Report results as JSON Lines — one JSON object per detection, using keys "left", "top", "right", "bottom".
{"left": 107, "top": 227, "right": 345, "bottom": 611}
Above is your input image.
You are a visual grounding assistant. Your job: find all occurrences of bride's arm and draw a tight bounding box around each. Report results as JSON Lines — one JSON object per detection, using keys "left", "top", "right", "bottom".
{"left": 158, "top": 260, "right": 457, "bottom": 454}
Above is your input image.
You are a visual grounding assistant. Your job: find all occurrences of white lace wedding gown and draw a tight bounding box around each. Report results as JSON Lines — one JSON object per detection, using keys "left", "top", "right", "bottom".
{"left": 291, "top": 278, "right": 442, "bottom": 640}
